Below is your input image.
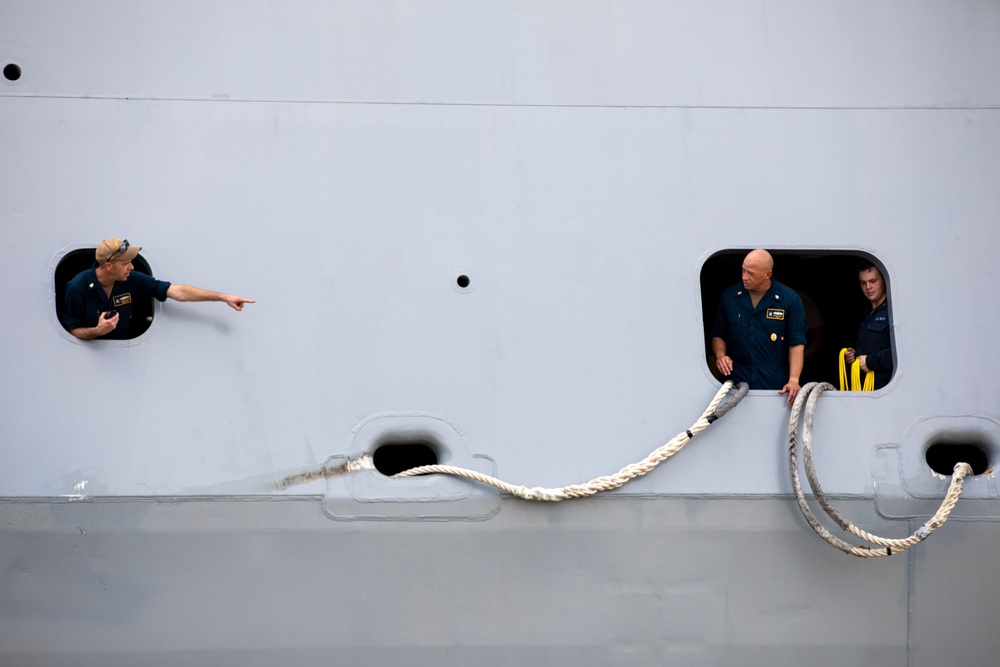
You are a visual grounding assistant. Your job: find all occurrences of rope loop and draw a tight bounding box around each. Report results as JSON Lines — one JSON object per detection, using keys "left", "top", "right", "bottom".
{"left": 789, "top": 382, "right": 972, "bottom": 557}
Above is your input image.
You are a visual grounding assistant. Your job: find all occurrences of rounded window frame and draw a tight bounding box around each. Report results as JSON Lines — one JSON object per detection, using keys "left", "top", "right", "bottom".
{"left": 51, "top": 245, "right": 162, "bottom": 345}
{"left": 699, "top": 248, "right": 896, "bottom": 392}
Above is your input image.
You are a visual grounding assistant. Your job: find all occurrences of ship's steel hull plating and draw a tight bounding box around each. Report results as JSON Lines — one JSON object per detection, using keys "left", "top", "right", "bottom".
{"left": 2, "top": 2, "right": 1000, "bottom": 664}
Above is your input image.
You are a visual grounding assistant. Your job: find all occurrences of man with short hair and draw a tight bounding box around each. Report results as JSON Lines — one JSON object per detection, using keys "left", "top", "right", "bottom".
{"left": 844, "top": 262, "right": 893, "bottom": 390}
{"left": 62, "top": 238, "right": 255, "bottom": 341}
{"left": 711, "top": 248, "right": 807, "bottom": 405}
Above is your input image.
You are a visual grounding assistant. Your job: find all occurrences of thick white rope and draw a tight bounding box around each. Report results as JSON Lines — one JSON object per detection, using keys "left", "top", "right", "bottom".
{"left": 395, "top": 381, "right": 748, "bottom": 501}
{"left": 789, "top": 381, "right": 973, "bottom": 557}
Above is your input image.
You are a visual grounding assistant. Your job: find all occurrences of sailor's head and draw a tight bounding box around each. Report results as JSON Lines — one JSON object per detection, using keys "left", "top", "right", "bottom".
{"left": 96, "top": 238, "right": 141, "bottom": 264}
{"left": 96, "top": 238, "right": 140, "bottom": 280}
{"left": 741, "top": 249, "right": 773, "bottom": 292}
{"left": 857, "top": 261, "right": 886, "bottom": 307}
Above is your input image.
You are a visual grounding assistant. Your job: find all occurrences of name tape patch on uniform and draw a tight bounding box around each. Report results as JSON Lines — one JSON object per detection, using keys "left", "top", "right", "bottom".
{"left": 766, "top": 308, "right": 785, "bottom": 320}
{"left": 112, "top": 293, "right": 133, "bottom": 307}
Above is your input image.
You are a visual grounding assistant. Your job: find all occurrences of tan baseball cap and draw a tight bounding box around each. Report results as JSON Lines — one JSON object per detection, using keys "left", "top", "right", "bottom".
{"left": 96, "top": 238, "right": 141, "bottom": 263}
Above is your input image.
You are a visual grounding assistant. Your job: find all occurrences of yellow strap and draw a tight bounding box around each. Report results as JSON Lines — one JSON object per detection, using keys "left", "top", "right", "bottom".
{"left": 838, "top": 347, "right": 875, "bottom": 391}
{"left": 839, "top": 348, "right": 850, "bottom": 390}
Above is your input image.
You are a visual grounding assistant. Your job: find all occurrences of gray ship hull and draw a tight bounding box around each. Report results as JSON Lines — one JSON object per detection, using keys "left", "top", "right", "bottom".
{"left": 2, "top": 1, "right": 999, "bottom": 664}
{"left": 7, "top": 495, "right": 997, "bottom": 666}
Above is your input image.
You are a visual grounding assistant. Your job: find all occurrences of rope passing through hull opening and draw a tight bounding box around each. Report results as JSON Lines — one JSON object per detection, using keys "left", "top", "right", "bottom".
{"left": 788, "top": 381, "right": 973, "bottom": 557}
{"left": 395, "top": 381, "right": 749, "bottom": 501}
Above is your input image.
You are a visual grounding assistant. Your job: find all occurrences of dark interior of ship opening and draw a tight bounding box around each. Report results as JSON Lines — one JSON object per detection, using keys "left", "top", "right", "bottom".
{"left": 372, "top": 442, "right": 439, "bottom": 476}
{"left": 926, "top": 442, "right": 990, "bottom": 476}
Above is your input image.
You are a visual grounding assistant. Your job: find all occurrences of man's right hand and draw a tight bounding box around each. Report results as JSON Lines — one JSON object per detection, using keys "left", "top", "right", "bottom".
{"left": 716, "top": 355, "right": 733, "bottom": 376}
{"left": 95, "top": 311, "right": 119, "bottom": 336}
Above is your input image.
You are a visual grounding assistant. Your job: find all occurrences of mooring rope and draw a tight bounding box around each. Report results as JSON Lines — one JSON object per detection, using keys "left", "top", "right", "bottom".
{"left": 395, "top": 381, "right": 749, "bottom": 501}
{"left": 789, "top": 381, "right": 972, "bottom": 557}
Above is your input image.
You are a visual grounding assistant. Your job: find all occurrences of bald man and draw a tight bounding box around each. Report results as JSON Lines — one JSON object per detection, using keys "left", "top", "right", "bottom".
{"left": 711, "top": 249, "right": 807, "bottom": 405}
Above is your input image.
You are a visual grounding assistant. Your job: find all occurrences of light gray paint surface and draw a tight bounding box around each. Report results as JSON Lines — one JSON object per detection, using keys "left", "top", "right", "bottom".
{"left": 1, "top": 2, "right": 999, "bottom": 664}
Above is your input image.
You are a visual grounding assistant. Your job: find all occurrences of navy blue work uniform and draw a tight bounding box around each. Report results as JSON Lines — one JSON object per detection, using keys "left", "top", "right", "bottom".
{"left": 62, "top": 264, "right": 171, "bottom": 340}
{"left": 854, "top": 300, "right": 893, "bottom": 390}
{"left": 711, "top": 279, "right": 807, "bottom": 390}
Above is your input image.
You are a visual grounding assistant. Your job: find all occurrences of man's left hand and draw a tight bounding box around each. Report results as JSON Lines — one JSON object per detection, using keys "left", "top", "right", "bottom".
{"left": 779, "top": 379, "right": 801, "bottom": 407}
